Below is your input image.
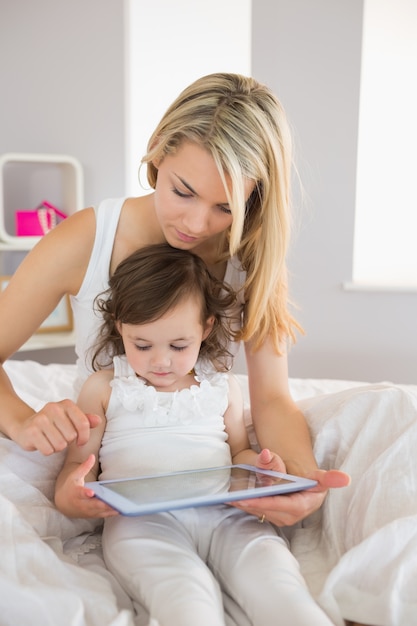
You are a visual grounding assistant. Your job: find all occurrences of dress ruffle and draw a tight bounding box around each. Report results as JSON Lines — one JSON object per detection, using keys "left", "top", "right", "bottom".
{"left": 109, "top": 357, "right": 229, "bottom": 427}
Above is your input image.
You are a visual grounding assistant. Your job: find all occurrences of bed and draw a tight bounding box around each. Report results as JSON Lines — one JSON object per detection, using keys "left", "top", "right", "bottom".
{"left": 1, "top": 359, "right": 416, "bottom": 626}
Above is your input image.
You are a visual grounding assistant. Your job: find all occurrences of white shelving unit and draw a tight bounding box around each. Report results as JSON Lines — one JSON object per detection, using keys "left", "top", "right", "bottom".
{"left": 0, "top": 152, "right": 83, "bottom": 353}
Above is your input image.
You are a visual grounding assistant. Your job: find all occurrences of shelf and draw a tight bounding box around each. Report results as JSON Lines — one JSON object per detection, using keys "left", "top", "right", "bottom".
{"left": 0, "top": 152, "right": 83, "bottom": 246}
{"left": 0, "top": 240, "right": 40, "bottom": 252}
{"left": 19, "top": 330, "right": 76, "bottom": 352}
{"left": 0, "top": 152, "right": 83, "bottom": 357}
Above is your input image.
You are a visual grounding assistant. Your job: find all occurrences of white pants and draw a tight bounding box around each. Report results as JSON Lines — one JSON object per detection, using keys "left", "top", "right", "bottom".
{"left": 103, "top": 506, "right": 333, "bottom": 626}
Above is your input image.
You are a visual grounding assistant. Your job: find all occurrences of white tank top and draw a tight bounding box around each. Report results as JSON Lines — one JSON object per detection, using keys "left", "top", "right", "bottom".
{"left": 99, "top": 355, "right": 231, "bottom": 479}
{"left": 70, "top": 197, "right": 245, "bottom": 396}
{"left": 70, "top": 198, "right": 124, "bottom": 395}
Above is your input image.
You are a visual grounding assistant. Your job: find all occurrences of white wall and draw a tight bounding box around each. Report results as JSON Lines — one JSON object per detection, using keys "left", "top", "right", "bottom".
{"left": 1, "top": 0, "right": 416, "bottom": 382}
{"left": 252, "top": 0, "right": 417, "bottom": 384}
{"left": 0, "top": 0, "right": 126, "bottom": 364}
{"left": 0, "top": 0, "right": 126, "bottom": 207}
{"left": 125, "top": 0, "right": 251, "bottom": 195}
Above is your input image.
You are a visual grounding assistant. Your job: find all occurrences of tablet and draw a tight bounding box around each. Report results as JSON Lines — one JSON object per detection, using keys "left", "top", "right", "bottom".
{"left": 85, "top": 464, "right": 317, "bottom": 516}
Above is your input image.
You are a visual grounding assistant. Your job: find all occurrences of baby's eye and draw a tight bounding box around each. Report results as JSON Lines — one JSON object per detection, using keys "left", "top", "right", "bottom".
{"left": 171, "top": 345, "right": 187, "bottom": 352}
{"left": 136, "top": 345, "right": 151, "bottom": 351}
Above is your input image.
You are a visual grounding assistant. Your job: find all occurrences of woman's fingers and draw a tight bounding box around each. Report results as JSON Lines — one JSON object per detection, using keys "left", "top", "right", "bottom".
{"left": 233, "top": 468, "right": 351, "bottom": 526}
{"left": 308, "top": 468, "right": 351, "bottom": 491}
{"left": 16, "top": 400, "right": 100, "bottom": 455}
{"left": 233, "top": 489, "right": 323, "bottom": 526}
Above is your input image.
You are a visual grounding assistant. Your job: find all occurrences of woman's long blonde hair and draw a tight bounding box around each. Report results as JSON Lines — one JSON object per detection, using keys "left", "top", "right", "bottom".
{"left": 143, "top": 73, "right": 302, "bottom": 353}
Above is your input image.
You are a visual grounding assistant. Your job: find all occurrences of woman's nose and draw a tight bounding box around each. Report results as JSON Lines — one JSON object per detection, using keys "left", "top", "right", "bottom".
{"left": 182, "top": 204, "right": 210, "bottom": 234}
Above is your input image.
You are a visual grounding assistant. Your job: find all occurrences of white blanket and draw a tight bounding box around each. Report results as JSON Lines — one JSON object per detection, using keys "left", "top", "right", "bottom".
{"left": 295, "top": 384, "right": 417, "bottom": 625}
{"left": 0, "top": 362, "right": 136, "bottom": 626}
{"left": 2, "top": 360, "right": 417, "bottom": 626}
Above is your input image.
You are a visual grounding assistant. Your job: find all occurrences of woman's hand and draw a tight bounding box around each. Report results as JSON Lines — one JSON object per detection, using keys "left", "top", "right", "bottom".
{"left": 54, "top": 454, "right": 119, "bottom": 519}
{"left": 10, "top": 400, "right": 101, "bottom": 456}
{"left": 233, "top": 462, "right": 351, "bottom": 527}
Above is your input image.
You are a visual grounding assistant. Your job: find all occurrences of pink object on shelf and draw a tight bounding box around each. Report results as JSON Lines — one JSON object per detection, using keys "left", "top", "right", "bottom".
{"left": 15, "top": 201, "right": 67, "bottom": 236}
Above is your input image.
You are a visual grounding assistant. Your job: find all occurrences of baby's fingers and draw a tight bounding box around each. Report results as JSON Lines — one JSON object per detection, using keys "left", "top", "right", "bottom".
{"left": 257, "top": 448, "right": 286, "bottom": 473}
{"left": 72, "top": 454, "right": 97, "bottom": 493}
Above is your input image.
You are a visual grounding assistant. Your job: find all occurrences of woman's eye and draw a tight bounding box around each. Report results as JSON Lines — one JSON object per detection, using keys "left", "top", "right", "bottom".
{"left": 172, "top": 187, "right": 191, "bottom": 199}
{"left": 218, "top": 205, "right": 232, "bottom": 215}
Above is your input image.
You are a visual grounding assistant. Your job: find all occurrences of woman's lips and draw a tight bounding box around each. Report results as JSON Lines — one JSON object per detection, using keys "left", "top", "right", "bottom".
{"left": 175, "top": 229, "right": 198, "bottom": 243}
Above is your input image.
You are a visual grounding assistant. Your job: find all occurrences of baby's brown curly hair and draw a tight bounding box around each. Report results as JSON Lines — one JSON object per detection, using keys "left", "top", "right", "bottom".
{"left": 92, "top": 243, "right": 238, "bottom": 372}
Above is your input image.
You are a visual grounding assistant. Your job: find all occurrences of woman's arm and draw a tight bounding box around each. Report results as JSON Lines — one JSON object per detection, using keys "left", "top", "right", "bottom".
{"left": 236, "top": 336, "right": 350, "bottom": 526}
{"left": 0, "top": 209, "right": 98, "bottom": 453}
{"left": 245, "top": 337, "right": 316, "bottom": 475}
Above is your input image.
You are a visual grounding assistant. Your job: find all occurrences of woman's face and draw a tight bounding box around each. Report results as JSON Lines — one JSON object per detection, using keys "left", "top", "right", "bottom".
{"left": 153, "top": 141, "right": 253, "bottom": 254}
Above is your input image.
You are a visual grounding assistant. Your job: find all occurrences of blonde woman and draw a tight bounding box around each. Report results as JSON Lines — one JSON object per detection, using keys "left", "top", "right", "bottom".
{"left": 0, "top": 73, "right": 348, "bottom": 530}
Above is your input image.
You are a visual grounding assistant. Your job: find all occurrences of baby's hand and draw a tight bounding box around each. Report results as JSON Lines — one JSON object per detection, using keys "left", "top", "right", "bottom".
{"left": 55, "top": 454, "right": 119, "bottom": 519}
{"left": 256, "top": 448, "right": 286, "bottom": 473}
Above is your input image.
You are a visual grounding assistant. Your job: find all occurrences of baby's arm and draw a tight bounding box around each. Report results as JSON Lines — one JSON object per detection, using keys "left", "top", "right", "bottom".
{"left": 54, "top": 370, "right": 118, "bottom": 519}
{"left": 224, "top": 374, "right": 286, "bottom": 472}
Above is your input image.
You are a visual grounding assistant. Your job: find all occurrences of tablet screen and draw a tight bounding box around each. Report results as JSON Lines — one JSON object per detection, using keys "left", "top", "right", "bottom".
{"left": 104, "top": 466, "right": 293, "bottom": 505}
{"left": 87, "top": 465, "right": 317, "bottom": 516}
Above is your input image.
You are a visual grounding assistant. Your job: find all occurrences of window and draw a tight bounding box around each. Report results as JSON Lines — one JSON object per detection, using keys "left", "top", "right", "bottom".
{"left": 351, "top": 0, "right": 417, "bottom": 290}
{"left": 125, "top": 0, "right": 252, "bottom": 196}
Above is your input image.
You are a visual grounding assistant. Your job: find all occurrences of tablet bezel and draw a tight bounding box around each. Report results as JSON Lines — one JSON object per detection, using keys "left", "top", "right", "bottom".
{"left": 85, "top": 464, "right": 317, "bottom": 517}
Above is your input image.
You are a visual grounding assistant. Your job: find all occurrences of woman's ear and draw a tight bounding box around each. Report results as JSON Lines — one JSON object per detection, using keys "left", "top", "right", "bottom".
{"left": 202, "top": 316, "right": 215, "bottom": 340}
{"left": 150, "top": 138, "right": 163, "bottom": 169}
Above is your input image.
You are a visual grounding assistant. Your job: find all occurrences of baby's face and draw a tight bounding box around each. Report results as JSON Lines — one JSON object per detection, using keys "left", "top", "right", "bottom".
{"left": 119, "top": 296, "right": 212, "bottom": 392}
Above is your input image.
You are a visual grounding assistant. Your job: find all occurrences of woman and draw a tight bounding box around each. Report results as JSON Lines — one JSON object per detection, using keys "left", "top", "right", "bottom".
{"left": 0, "top": 73, "right": 348, "bottom": 529}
